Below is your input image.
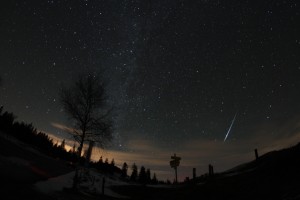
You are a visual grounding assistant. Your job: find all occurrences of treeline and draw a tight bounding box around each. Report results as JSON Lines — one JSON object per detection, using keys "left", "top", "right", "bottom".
{"left": 0, "top": 107, "right": 163, "bottom": 184}
{"left": 0, "top": 106, "right": 79, "bottom": 163}
{"left": 91, "top": 158, "right": 160, "bottom": 184}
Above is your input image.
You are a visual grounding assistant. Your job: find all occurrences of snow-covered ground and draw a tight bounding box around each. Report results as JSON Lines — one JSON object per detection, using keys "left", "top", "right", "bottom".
{"left": 34, "top": 168, "right": 130, "bottom": 198}
{"left": 0, "top": 131, "right": 170, "bottom": 199}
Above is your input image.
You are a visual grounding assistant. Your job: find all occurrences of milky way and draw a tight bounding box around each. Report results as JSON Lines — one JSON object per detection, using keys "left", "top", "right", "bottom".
{"left": 1, "top": 0, "right": 300, "bottom": 181}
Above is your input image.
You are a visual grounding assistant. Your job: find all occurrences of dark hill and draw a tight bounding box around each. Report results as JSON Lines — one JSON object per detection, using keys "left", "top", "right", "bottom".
{"left": 1, "top": 125, "right": 300, "bottom": 200}
{"left": 205, "top": 143, "right": 300, "bottom": 200}
{"left": 111, "top": 142, "right": 300, "bottom": 200}
{"left": 0, "top": 132, "right": 73, "bottom": 199}
{"left": 0, "top": 131, "right": 121, "bottom": 200}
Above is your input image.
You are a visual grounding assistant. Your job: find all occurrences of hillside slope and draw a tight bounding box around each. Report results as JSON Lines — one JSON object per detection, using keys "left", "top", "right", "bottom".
{"left": 1, "top": 129, "right": 300, "bottom": 200}
{"left": 0, "top": 132, "right": 73, "bottom": 199}
{"left": 111, "top": 143, "right": 300, "bottom": 200}
{"left": 204, "top": 143, "right": 300, "bottom": 200}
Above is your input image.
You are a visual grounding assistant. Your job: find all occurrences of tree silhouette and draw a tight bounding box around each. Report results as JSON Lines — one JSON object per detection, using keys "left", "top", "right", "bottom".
{"left": 110, "top": 158, "right": 115, "bottom": 167}
{"left": 152, "top": 173, "right": 158, "bottom": 184}
{"left": 0, "top": 107, "right": 16, "bottom": 131}
{"left": 60, "top": 139, "right": 66, "bottom": 150}
{"left": 146, "top": 168, "right": 151, "bottom": 183}
{"left": 121, "top": 162, "right": 128, "bottom": 178}
{"left": 99, "top": 156, "right": 103, "bottom": 164}
{"left": 130, "top": 163, "right": 138, "bottom": 182}
{"left": 72, "top": 143, "right": 76, "bottom": 153}
{"left": 139, "top": 166, "right": 147, "bottom": 184}
{"left": 0, "top": 107, "right": 77, "bottom": 163}
{"left": 59, "top": 73, "right": 113, "bottom": 157}
{"left": 59, "top": 73, "right": 113, "bottom": 190}
{"left": 95, "top": 156, "right": 104, "bottom": 170}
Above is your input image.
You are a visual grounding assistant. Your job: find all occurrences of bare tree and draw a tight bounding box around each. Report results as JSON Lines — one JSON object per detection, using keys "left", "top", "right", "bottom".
{"left": 59, "top": 73, "right": 113, "bottom": 158}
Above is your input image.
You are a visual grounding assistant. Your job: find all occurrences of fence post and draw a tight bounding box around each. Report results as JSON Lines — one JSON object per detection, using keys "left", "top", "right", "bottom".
{"left": 255, "top": 148, "right": 259, "bottom": 160}
{"left": 193, "top": 168, "right": 196, "bottom": 180}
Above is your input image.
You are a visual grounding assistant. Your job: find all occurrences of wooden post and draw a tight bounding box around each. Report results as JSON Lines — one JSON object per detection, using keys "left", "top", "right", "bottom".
{"left": 175, "top": 166, "right": 178, "bottom": 183}
{"left": 255, "top": 148, "right": 259, "bottom": 160}
{"left": 102, "top": 177, "right": 105, "bottom": 195}
{"left": 72, "top": 167, "right": 79, "bottom": 190}
{"left": 193, "top": 168, "right": 196, "bottom": 180}
{"left": 209, "top": 164, "right": 214, "bottom": 176}
{"left": 170, "top": 153, "right": 181, "bottom": 183}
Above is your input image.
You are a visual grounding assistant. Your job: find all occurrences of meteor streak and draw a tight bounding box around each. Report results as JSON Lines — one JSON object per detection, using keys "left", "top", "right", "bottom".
{"left": 224, "top": 112, "right": 237, "bottom": 142}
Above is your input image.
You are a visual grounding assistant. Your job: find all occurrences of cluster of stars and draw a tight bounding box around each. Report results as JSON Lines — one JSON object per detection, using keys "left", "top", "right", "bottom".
{"left": 0, "top": 0, "right": 299, "bottom": 150}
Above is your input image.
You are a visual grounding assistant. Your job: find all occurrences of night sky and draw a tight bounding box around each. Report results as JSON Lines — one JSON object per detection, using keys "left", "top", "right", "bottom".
{"left": 1, "top": 0, "right": 300, "bottom": 181}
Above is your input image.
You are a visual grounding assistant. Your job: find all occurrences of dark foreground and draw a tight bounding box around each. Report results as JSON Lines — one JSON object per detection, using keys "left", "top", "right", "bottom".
{"left": 1, "top": 132, "right": 300, "bottom": 199}
{"left": 112, "top": 143, "right": 300, "bottom": 200}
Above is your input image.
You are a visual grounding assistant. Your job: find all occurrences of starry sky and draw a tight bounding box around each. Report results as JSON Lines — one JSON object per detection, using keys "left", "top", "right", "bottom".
{"left": 1, "top": 0, "right": 300, "bottom": 181}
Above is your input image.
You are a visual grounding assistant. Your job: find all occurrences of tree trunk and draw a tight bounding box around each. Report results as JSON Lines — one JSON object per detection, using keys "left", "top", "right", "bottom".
{"left": 73, "top": 131, "right": 85, "bottom": 190}
{"left": 78, "top": 131, "right": 86, "bottom": 157}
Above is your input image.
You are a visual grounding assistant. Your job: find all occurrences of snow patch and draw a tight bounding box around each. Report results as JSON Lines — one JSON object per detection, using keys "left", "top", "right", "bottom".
{"left": 35, "top": 169, "right": 130, "bottom": 198}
